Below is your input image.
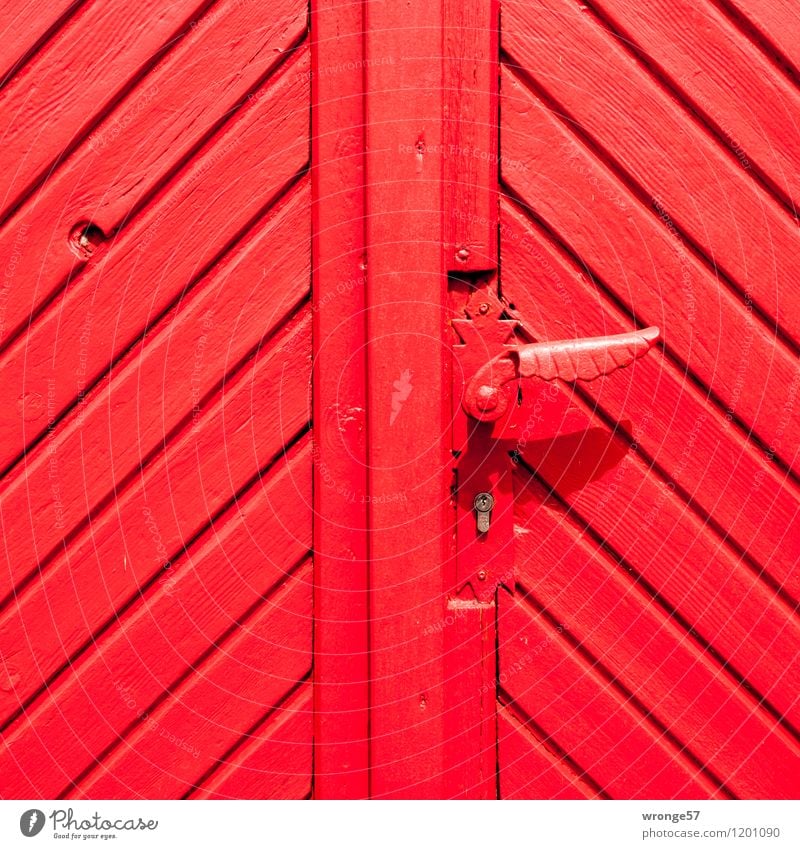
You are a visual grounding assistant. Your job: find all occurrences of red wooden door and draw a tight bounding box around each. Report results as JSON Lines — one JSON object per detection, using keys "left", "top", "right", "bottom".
{"left": 2, "top": 0, "right": 799, "bottom": 801}
{"left": 0, "top": 0, "right": 314, "bottom": 798}
{"left": 312, "top": 0, "right": 800, "bottom": 800}
{"left": 491, "top": 0, "right": 800, "bottom": 800}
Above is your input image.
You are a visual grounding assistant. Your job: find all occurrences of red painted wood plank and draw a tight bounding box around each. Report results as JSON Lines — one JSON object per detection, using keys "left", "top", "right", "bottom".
{"left": 516, "top": 415, "right": 800, "bottom": 732}
{"left": 512, "top": 468, "right": 800, "bottom": 799}
{"left": 586, "top": 0, "right": 800, "bottom": 210}
{"left": 441, "top": 602, "right": 497, "bottom": 797}
{"left": 0, "top": 314, "right": 311, "bottom": 724}
{"left": 310, "top": 0, "right": 369, "bottom": 798}
{"left": 0, "top": 0, "right": 204, "bottom": 218}
{"left": 0, "top": 48, "right": 308, "bottom": 477}
{"left": 502, "top": 0, "right": 800, "bottom": 347}
{"left": 0, "top": 2, "right": 306, "bottom": 349}
{"left": 723, "top": 0, "right": 800, "bottom": 78}
{"left": 72, "top": 569, "right": 312, "bottom": 799}
{"left": 500, "top": 69, "right": 800, "bottom": 478}
{"left": 499, "top": 597, "right": 720, "bottom": 799}
{"left": 190, "top": 686, "right": 312, "bottom": 800}
{"left": 0, "top": 183, "right": 308, "bottom": 609}
{"left": 0, "top": 0, "right": 77, "bottom": 85}
{"left": 443, "top": 0, "right": 499, "bottom": 271}
{"left": 365, "top": 0, "right": 451, "bottom": 798}
{"left": 500, "top": 199, "right": 800, "bottom": 598}
{"left": 498, "top": 708, "right": 596, "bottom": 799}
{"left": 441, "top": 0, "right": 501, "bottom": 799}
{"left": 0, "top": 456, "right": 311, "bottom": 798}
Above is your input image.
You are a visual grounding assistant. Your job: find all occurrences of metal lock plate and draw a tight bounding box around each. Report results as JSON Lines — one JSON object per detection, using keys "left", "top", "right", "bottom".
{"left": 473, "top": 491, "right": 494, "bottom": 533}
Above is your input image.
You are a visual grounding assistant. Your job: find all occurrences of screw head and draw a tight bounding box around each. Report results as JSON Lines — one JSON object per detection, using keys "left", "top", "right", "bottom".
{"left": 456, "top": 246, "right": 470, "bottom": 262}
{"left": 478, "top": 303, "right": 490, "bottom": 315}
{"left": 477, "top": 569, "right": 488, "bottom": 581}
{"left": 474, "top": 385, "right": 498, "bottom": 412}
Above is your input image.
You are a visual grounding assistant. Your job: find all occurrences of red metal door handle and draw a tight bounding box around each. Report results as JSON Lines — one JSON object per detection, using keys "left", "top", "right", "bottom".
{"left": 463, "top": 326, "right": 660, "bottom": 421}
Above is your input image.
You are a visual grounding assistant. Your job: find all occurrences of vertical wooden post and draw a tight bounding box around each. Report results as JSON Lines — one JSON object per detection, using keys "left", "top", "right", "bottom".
{"left": 312, "top": 0, "right": 370, "bottom": 799}
{"left": 442, "top": 0, "right": 502, "bottom": 798}
{"left": 443, "top": 0, "right": 500, "bottom": 273}
{"left": 364, "top": 0, "right": 451, "bottom": 798}
{"left": 314, "top": 0, "right": 501, "bottom": 798}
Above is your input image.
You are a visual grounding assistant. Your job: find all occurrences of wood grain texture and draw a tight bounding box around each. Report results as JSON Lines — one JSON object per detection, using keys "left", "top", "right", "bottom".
{"left": 503, "top": 0, "right": 800, "bottom": 347}
{"left": 0, "top": 0, "right": 312, "bottom": 800}
{"left": 512, "top": 467, "right": 800, "bottom": 799}
{"left": 0, "top": 47, "right": 308, "bottom": 478}
{"left": 190, "top": 685, "right": 312, "bottom": 800}
{"left": 722, "top": 0, "right": 800, "bottom": 78}
{"left": 72, "top": 566, "right": 312, "bottom": 799}
{"left": 500, "top": 68, "right": 800, "bottom": 478}
{"left": 0, "top": 449, "right": 311, "bottom": 798}
{"left": 496, "top": 2, "right": 800, "bottom": 799}
{"left": 499, "top": 595, "right": 720, "bottom": 799}
{"left": 5, "top": 0, "right": 798, "bottom": 802}
{"left": 0, "top": 183, "right": 309, "bottom": 609}
{"left": 584, "top": 0, "right": 800, "bottom": 210}
{"left": 310, "top": 0, "right": 369, "bottom": 798}
{"left": 0, "top": 0, "right": 203, "bottom": 218}
{"left": 0, "top": 0, "right": 306, "bottom": 349}
{"left": 443, "top": 0, "right": 499, "bottom": 270}
{"left": 497, "top": 708, "right": 597, "bottom": 799}
{"left": 442, "top": 0, "right": 502, "bottom": 799}
{"left": 364, "top": 0, "right": 451, "bottom": 798}
{"left": 0, "top": 310, "right": 311, "bottom": 726}
{"left": 0, "top": 0, "right": 78, "bottom": 85}
{"left": 500, "top": 199, "right": 800, "bottom": 599}
{"left": 514, "top": 417, "right": 800, "bottom": 733}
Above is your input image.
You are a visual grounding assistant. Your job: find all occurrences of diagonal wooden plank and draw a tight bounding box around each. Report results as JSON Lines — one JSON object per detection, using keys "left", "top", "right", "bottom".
{"left": 720, "top": 0, "right": 800, "bottom": 81}
{"left": 0, "top": 45, "right": 308, "bottom": 478}
{"left": 584, "top": 0, "right": 800, "bottom": 210}
{"left": 70, "top": 569, "right": 312, "bottom": 799}
{"left": 0, "top": 0, "right": 79, "bottom": 85}
{"left": 0, "top": 0, "right": 206, "bottom": 219}
{"left": 512, "top": 467, "right": 800, "bottom": 799}
{"left": 0, "top": 312, "right": 311, "bottom": 726}
{"left": 0, "top": 181, "right": 308, "bottom": 610}
{"left": 189, "top": 684, "right": 312, "bottom": 800}
{"left": 498, "top": 708, "right": 598, "bottom": 799}
{"left": 0, "top": 451, "right": 312, "bottom": 798}
{"left": 500, "top": 198, "right": 800, "bottom": 599}
{"left": 499, "top": 596, "right": 721, "bottom": 798}
{"left": 500, "top": 68, "right": 800, "bottom": 479}
{"left": 502, "top": 0, "right": 800, "bottom": 347}
{"left": 514, "top": 418, "right": 800, "bottom": 733}
{"left": 0, "top": 0, "right": 307, "bottom": 349}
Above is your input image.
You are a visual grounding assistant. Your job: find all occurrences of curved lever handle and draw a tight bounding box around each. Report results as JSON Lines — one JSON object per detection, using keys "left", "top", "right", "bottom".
{"left": 463, "top": 326, "right": 660, "bottom": 422}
